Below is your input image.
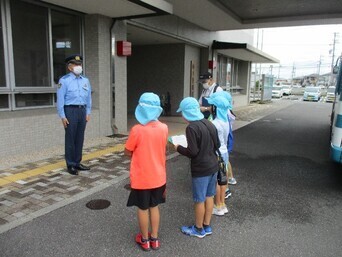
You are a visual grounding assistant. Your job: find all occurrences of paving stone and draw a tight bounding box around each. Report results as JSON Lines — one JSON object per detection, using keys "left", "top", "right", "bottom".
{"left": 51, "top": 196, "right": 64, "bottom": 202}
{"left": 36, "top": 182, "right": 48, "bottom": 187}
{"left": 67, "top": 186, "right": 80, "bottom": 191}
{"left": 0, "top": 212, "right": 8, "bottom": 218}
{"left": 15, "top": 180, "right": 28, "bottom": 185}
{"left": 0, "top": 141, "right": 131, "bottom": 227}
{"left": 19, "top": 188, "right": 36, "bottom": 194}
{"left": 0, "top": 200, "right": 15, "bottom": 207}
{"left": 12, "top": 212, "right": 26, "bottom": 218}
{"left": 0, "top": 189, "right": 11, "bottom": 196}
{"left": 30, "top": 194, "right": 44, "bottom": 200}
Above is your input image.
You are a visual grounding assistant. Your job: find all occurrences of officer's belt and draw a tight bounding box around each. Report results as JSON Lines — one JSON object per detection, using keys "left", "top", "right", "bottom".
{"left": 65, "top": 105, "right": 86, "bottom": 108}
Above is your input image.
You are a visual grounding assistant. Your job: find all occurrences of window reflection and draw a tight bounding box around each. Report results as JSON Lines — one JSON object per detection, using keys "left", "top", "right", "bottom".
{"left": 15, "top": 94, "right": 53, "bottom": 107}
{"left": 0, "top": 94, "right": 8, "bottom": 109}
{"left": 52, "top": 10, "right": 81, "bottom": 84}
{"left": 11, "top": 0, "right": 49, "bottom": 87}
{"left": 0, "top": 3, "right": 5, "bottom": 87}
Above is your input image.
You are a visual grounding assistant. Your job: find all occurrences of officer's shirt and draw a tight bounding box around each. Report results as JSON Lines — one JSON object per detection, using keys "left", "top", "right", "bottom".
{"left": 57, "top": 73, "right": 92, "bottom": 119}
{"left": 198, "top": 83, "right": 223, "bottom": 105}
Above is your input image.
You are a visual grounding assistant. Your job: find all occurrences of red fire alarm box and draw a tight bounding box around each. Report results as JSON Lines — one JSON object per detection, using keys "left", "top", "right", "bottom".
{"left": 208, "top": 60, "right": 216, "bottom": 69}
{"left": 117, "top": 41, "right": 132, "bottom": 56}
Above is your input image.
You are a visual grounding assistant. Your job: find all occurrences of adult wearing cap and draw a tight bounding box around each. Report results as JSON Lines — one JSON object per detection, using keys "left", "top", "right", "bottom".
{"left": 125, "top": 92, "right": 168, "bottom": 251}
{"left": 174, "top": 97, "right": 219, "bottom": 238}
{"left": 198, "top": 72, "right": 223, "bottom": 119}
{"left": 57, "top": 54, "right": 92, "bottom": 175}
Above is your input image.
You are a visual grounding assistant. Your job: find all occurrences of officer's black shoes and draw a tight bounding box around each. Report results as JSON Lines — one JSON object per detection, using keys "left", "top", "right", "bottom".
{"left": 76, "top": 164, "right": 90, "bottom": 171}
{"left": 67, "top": 166, "right": 79, "bottom": 175}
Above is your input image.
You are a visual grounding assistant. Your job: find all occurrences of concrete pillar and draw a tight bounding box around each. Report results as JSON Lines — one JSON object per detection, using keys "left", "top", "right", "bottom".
{"left": 112, "top": 21, "right": 128, "bottom": 134}
{"left": 85, "top": 14, "right": 112, "bottom": 136}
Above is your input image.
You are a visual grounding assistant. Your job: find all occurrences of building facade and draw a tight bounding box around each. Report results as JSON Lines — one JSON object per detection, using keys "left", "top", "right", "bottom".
{"left": 0, "top": 0, "right": 277, "bottom": 158}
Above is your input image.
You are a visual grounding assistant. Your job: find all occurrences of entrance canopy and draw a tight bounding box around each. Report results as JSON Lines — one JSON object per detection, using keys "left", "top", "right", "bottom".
{"left": 41, "top": 0, "right": 173, "bottom": 19}
{"left": 212, "top": 41, "right": 279, "bottom": 63}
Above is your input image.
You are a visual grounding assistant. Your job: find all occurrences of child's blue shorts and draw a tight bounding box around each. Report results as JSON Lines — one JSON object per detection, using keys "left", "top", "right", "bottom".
{"left": 191, "top": 172, "right": 217, "bottom": 203}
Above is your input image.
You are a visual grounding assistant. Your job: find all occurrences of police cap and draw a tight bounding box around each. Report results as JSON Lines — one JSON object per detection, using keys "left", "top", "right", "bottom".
{"left": 198, "top": 71, "right": 212, "bottom": 82}
{"left": 65, "top": 54, "right": 83, "bottom": 65}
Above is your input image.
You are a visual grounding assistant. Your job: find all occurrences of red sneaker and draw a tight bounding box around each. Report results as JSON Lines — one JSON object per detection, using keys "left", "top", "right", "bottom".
{"left": 150, "top": 238, "right": 160, "bottom": 250}
{"left": 135, "top": 233, "right": 150, "bottom": 251}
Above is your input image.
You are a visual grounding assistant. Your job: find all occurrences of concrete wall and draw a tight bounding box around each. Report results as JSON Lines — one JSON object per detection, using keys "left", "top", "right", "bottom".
{"left": 237, "top": 61, "right": 250, "bottom": 94}
{"left": 130, "top": 16, "right": 215, "bottom": 47}
{"left": 184, "top": 45, "right": 201, "bottom": 99}
{"left": 0, "top": 108, "right": 100, "bottom": 158}
{"left": 127, "top": 44, "right": 185, "bottom": 116}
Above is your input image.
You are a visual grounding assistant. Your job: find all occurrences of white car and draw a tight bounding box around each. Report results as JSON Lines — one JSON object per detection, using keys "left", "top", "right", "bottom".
{"left": 282, "top": 84, "right": 292, "bottom": 95}
{"left": 272, "top": 85, "right": 284, "bottom": 98}
{"left": 325, "top": 86, "right": 336, "bottom": 102}
{"left": 303, "top": 87, "right": 321, "bottom": 102}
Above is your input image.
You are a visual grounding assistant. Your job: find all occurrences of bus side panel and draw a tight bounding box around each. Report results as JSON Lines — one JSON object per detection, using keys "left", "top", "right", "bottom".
{"left": 330, "top": 62, "right": 342, "bottom": 164}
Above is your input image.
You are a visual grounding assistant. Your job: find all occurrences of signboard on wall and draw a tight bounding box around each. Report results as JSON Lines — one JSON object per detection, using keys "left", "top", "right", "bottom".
{"left": 190, "top": 61, "right": 195, "bottom": 97}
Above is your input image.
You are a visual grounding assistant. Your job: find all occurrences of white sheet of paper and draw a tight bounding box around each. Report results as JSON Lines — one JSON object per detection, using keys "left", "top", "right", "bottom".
{"left": 170, "top": 135, "right": 188, "bottom": 147}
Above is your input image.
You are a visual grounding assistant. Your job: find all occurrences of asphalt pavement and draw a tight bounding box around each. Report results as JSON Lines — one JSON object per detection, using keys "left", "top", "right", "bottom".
{"left": 1, "top": 99, "right": 341, "bottom": 257}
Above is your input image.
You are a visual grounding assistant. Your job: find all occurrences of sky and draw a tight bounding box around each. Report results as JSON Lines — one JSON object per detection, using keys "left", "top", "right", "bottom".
{"left": 254, "top": 24, "right": 342, "bottom": 79}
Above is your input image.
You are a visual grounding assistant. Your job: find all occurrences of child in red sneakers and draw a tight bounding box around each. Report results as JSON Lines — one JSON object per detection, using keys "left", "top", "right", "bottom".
{"left": 125, "top": 92, "right": 168, "bottom": 251}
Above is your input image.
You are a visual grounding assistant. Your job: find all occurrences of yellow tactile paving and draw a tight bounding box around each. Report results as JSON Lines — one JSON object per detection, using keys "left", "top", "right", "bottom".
{"left": 0, "top": 143, "right": 125, "bottom": 187}
{"left": 0, "top": 178, "right": 9, "bottom": 186}
{"left": 82, "top": 145, "right": 125, "bottom": 161}
{"left": 41, "top": 163, "right": 64, "bottom": 171}
{"left": 23, "top": 167, "right": 47, "bottom": 176}
{"left": 3, "top": 173, "right": 31, "bottom": 182}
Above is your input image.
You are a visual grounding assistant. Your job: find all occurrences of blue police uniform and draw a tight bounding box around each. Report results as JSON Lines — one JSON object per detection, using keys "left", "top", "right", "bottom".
{"left": 57, "top": 69, "right": 92, "bottom": 172}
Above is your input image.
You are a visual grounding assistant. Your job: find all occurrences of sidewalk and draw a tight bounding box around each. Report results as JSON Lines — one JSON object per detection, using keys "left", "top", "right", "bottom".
{"left": 0, "top": 99, "right": 295, "bottom": 233}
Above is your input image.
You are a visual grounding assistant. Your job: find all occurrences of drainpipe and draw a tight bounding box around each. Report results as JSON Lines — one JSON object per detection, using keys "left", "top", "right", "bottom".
{"left": 110, "top": 19, "right": 118, "bottom": 135}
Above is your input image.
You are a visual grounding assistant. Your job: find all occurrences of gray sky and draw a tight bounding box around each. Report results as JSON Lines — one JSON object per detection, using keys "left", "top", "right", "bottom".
{"left": 254, "top": 24, "right": 342, "bottom": 79}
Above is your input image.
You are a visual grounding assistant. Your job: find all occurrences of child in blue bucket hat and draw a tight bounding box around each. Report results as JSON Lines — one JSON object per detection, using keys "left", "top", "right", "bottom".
{"left": 209, "top": 91, "right": 237, "bottom": 193}
{"left": 206, "top": 94, "right": 230, "bottom": 216}
{"left": 125, "top": 92, "right": 168, "bottom": 251}
{"left": 174, "top": 97, "right": 220, "bottom": 238}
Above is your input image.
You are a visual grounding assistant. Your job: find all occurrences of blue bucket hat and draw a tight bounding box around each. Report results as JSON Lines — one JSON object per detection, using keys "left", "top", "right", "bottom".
{"left": 209, "top": 91, "right": 233, "bottom": 110}
{"left": 207, "top": 95, "right": 230, "bottom": 122}
{"left": 135, "top": 92, "right": 163, "bottom": 125}
{"left": 176, "top": 97, "right": 204, "bottom": 121}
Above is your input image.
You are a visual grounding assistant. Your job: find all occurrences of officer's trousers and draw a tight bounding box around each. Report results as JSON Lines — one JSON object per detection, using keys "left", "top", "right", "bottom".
{"left": 64, "top": 106, "right": 87, "bottom": 168}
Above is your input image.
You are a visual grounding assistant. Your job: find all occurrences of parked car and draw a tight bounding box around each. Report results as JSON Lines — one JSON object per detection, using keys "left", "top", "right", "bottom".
{"left": 325, "top": 86, "right": 336, "bottom": 102}
{"left": 282, "top": 84, "right": 292, "bottom": 95}
{"left": 303, "top": 86, "right": 321, "bottom": 101}
{"left": 272, "top": 85, "right": 284, "bottom": 98}
{"left": 291, "top": 84, "right": 304, "bottom": 95}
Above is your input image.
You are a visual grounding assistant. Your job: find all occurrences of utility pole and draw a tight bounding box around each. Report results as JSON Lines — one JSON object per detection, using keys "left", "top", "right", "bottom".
{"left": 253, "top": 29, "right": 260, "bottom": 101}
{"left": 317, "top": 55, "right": 323, "bottom": 85}
{"left": 330, "top": 32, "right": 339, "bottom": 86}
{"left": 291, "top": 63, "right": 296, "bottom": 85}
{"left": 253, "top": 28, "right": 264, "bottom": 101}
{"left": 278, "top": 65, "right": 281, "bottom": 79}
{"left": 269, "top": 65, "right": 273, "bottom": 76}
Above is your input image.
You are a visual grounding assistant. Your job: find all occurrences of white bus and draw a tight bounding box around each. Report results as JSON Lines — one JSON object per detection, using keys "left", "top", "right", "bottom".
{"left": 330, "top": 57, "right": 342, "bottom": 164}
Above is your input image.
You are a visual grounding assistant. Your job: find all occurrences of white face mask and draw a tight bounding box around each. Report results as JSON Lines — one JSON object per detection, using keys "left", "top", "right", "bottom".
{"left": 202, "top": 82, "right": 210, "bottom": 89}
{"left": 73, "top": 65, "right": 83, "bottom": 76}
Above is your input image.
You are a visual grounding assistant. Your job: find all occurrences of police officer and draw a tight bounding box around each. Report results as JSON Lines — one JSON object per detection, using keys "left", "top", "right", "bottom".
{"left": 57, "top": 54, "right": 92, "bottom": 175}
{"left": 198, "top": 72, "right": 223, "bottom": 119}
